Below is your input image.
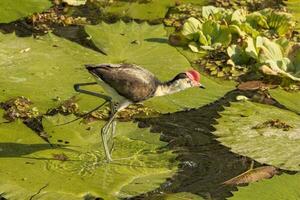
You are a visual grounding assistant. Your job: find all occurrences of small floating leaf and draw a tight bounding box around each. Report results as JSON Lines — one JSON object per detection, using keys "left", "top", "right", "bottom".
{"left": 223, "top": 166, "right": 277, "bottom": 185}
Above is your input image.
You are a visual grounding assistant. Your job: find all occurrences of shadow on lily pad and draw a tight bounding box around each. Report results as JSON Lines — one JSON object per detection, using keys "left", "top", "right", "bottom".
{"left": 0, "top": 142, "right": 65, "bottom": 158}
{"left": 132, "top": 90, "right": 282, "bottom": 200}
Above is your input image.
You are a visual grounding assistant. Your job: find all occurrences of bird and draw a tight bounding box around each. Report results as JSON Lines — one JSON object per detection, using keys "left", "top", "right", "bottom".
{"left": 74, "top": 63, "right": 205, "bottom": 162}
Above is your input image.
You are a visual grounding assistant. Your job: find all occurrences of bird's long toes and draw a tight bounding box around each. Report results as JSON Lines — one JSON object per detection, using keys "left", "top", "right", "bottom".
{"left": 109, "top": 142, "right": 115, "bottom": 154}
{"left": 101, "top": 126, "right": 109, "bottom": 134}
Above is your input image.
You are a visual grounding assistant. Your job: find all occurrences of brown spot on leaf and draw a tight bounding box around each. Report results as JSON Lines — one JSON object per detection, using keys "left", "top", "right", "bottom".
{"left": 252, "top": 119, "right": 293, "bottom": 131}
{"left": 28, "top": 5, "right": 88, "bottom": 33}
{"left": 82, "top": 104, "right": 159, "bottom": 123}
{"left": 0, "top": 96, "right": 39, "bottom": 121}
{"left": 46, "top": 96, "right": 79, "bottom": 116}
{"left": 52, "top": 153, "right": 69, "bottom": 161}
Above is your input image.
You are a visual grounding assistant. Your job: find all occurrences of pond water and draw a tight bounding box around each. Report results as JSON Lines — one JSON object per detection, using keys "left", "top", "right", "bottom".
{"left": 0, "top": 1, "right": 300, "bottom": 200}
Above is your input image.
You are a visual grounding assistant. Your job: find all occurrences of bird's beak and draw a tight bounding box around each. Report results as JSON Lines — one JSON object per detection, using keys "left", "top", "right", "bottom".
{"left": 199, "top": 84, "right": 205, "bottom": 89}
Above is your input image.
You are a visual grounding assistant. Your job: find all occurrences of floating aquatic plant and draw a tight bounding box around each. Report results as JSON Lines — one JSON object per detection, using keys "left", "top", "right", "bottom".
{"left": 169, "top": 5, "right": 299, "bottom": 81}
{"left": 0, "top": 96, "right": 39, "bottom": 122}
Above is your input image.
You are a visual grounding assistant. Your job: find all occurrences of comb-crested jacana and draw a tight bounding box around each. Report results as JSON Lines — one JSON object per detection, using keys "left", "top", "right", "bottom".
{"left": 74, "top": 63, "right": 205, "bottom": 162}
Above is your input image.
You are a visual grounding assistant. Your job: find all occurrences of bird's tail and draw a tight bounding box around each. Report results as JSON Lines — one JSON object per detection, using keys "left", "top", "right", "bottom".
{"left": 85, "top": 64, "right": 98, "bottom": 71}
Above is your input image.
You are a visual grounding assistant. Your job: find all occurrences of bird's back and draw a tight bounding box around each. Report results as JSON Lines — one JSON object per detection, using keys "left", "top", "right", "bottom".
{"left": 86, "top": 63, "right": 160, "bottom": 102}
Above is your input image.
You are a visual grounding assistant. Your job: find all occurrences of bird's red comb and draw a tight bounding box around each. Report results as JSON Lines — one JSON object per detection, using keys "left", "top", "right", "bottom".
{"left": 186, "top": 70, "right": 200, "bottom": 82}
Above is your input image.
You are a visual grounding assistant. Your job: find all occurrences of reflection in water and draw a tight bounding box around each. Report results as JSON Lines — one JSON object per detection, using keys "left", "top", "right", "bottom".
{"left": 130, "top": 90, "right": 265, "bottom": 200}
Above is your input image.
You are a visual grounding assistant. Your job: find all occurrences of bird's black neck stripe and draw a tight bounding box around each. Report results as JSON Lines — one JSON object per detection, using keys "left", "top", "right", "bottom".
{"left": 162, "top": 73, "right": 187, "bottom": 87}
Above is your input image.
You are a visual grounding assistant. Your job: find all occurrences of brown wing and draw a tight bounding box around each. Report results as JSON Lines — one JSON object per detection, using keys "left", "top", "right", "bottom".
{"left": 86, "top": 64, "right": 160, "bottom": 102}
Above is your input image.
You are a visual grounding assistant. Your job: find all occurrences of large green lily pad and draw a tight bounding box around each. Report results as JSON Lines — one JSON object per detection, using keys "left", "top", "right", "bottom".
{"left": 0, "top": 0, "right": 52, "bottom": 23}
{"left": 0, "top": 32, "right": 103, "bottom": 113}
{"left": 105, "top": 0, "right": 208, "bottom": 21}
{"left": 85, "top": 21, "right": 235, "bottom": 113}
{"left": 269, "top": 89, "right": 300, "bottom": 114}
{"left": 0, "top": 115, "right": 176, "bottom": 199}
{"left": 229, "top": 173, "right": 300, "bottom": 200}
{"left": 214, "top": 101, "right": 300, "bottom": 171}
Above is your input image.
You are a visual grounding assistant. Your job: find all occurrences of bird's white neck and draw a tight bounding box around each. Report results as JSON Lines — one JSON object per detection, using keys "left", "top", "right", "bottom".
{"left": 154, "top": 81, "right": 185, "bottom": 97}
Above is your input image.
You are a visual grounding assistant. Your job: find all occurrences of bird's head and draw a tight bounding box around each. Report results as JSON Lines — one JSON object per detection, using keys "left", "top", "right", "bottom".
{"left": 170, "top": 70, "right": 205, "bottom": 90}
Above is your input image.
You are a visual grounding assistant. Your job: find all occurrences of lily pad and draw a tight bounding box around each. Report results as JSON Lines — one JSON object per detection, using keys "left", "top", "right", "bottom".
{"left": 85, "top": 21, "right": 236, "bottom": 113}
{"left": 0, "top": 115, "right": 177, "bottom": 199}
{"left": 214, "top": 101, "right": 300, "bottom": 171}
{"left": 0, "top": 0, "right": 52, "bottom": 23}
{"left": 0, "top": 32, "right": 101, "bottom": 113}
{"left": 229, "top": 173, "right": 300, "bottom": 200}
{"left": 269, "top": 89, "right": 300, "bottom": 114}
{"left": 106, "top": 0, "right": 208, "bottom": 21}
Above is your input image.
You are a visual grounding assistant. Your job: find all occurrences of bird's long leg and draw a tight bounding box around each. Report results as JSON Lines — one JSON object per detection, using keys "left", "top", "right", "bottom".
{"left": 74, "top": 82, "right": 112, "bottom": 101}
{"left": 74, "top": 82, "right": 115, "bottom": 162}
{"left": 108, "top": 102, "right": 117, "bottom": 136}
{"left": 101, "top": 100, "right": 132, "bottom": 162}
{"left": 101, "top": 110, "right": 118, "bottom": 162}
{"left": 107, "top": 102, "right": 117, "bottom": 153}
